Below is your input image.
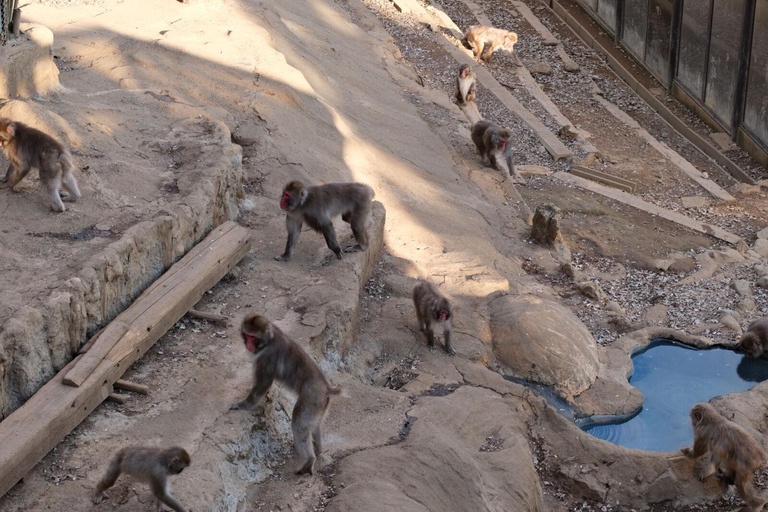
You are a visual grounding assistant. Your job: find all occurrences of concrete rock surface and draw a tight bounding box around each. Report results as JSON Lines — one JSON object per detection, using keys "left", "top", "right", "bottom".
{"left": 489, "top": 294, "right": 598, "bottom": 396}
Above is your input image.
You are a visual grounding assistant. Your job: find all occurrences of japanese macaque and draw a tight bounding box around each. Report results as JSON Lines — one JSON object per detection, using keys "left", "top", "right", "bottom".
{"left": 92, "top": 446, "right": 190, "bottom": 512}
{"left": 681, "top": 403, "right": 767, "bottom": 512}
{"left": 455, "top": 64, "right": 476, "bottom": 105}
{"left": 231, "top": 314, "right": 345, "bottom": 475}
{"left": 465, "top": 25, "right": 520, "bottom": 64}
{"left": 0, "top": 118, "right": 81, "bottom": 212}
{"left": 471, "top": 120, "right": 522, "bottom": 183}
{"left": 739, "top": 318, "right": 768, "bottom": 359}
{"left": 413, "top": 277, "right": 455, "bottom": 355}
{"left": 275, "top": 181, "right": 374, "bottom": 262}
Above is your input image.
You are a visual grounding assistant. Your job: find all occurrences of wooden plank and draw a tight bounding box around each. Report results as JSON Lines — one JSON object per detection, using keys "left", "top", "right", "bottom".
{"left": 76, "top": 326, "right": 106, "bottom": 355}
{"left": 594, "top": 95, "right": 735, "bottom": 202}
{"left": 63, "top": 222, "right": 242, "bottom": 387}
{"left": 106, "top": 393, "right": 128, "bottom": 404}
{"left": 553, "top": 172, "right": 742, "bottom": 244}
{"left": 0, "top": 223, "right": 251, "bottom": 498}
{"left": 186, "top": 309, "right": 230, "bottom": 327}
{"left": 571, "top": 165, "right": 636, "bottom": 193}
{"left": 114, "top": 380, "right": 150, "bottom": 395}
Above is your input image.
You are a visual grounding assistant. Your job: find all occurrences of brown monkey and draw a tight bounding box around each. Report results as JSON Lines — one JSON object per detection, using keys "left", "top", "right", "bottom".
{"left": 471, "top": 120, "right": 521, "bottom": 183}
{"left": 275, "top": 181, "right": 374, "bottom": 261}
{"left": 92, "top": 446, "right": 190, "bottom": 512}
{"left": 0, "top": 118, "right": 81, "bottom": 212}
{"left": 739, "top": 318, "right": 768, "bottom": 359}
{"left": 231, "top": 314, "right": 345, "bottom": 475}
{"left": 464, "top": 25, "right": 519, "bottom": 64}
{"left": 681, "top": 403, "right": 767, "bottom": 512}
{"left": 455, "top": 64, "right": 476, "bottom": 105}
{"left": 413, "top": 277, "right": 455, "bottom": 355}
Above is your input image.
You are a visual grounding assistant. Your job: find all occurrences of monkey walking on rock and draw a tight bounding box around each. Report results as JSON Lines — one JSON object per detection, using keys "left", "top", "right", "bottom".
{"left": 0, "top": 118, "right": 81, "bottom": 212}
{"left": 231, "top": 314, "right": 345, "bottom": 475}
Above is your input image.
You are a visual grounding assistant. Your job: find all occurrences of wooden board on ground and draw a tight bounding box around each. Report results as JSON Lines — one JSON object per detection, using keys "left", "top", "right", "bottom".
{"left": 63, "top": 221, "right": 249, "bottom": 387}
{"left": 554, "top": 172, "right": 742, "bottom": 245}
{"left": 0, "top": 221, "right": 252, "bottom": 498}
{"left": 571, "top": 165, "right": 636, "bottom": 193}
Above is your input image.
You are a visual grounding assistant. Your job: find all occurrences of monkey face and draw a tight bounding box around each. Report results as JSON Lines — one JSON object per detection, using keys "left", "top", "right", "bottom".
{"left": 243, "top": 332, "right": 261, "bottom": 353}
{"left": 435, "top": 299, "right": 452, "bottom": 322}
{"left": 0, "top": 120, "right": 14, "bottom": 147}
{"left": 739, "top": 333, "right": 764, "bottom": 358}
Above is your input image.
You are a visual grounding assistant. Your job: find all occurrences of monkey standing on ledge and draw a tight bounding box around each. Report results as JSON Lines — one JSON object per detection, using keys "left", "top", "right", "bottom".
{"left": 275, "top": 180, "right": 374, "bottom": 262}
{"left": 231, "top": 314, "right": 345, "bottom": 475}
{"left": 681, "top": 403, "right": 767, "bottom": 512}
{"left": 92, "top": 446, "right": 191, "bottom": 512}
{"left": 0, "top": 118, "right": 81, "bottom": 212}
{"left": 455, "top": 64, "right": 476, "bottom": 106}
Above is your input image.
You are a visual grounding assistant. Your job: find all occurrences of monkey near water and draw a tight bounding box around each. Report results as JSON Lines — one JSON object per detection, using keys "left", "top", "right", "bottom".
{"left": 276, "top": 181, "right": 374, "bottom": 261}
{"left": 413, "top": 277, "right": 455, "bottom": 355}
{"left": 471, "top": 120, "right": 520, "bottom": 182}
{"left": 455, "top": 64, "right": 476, "bottom": 105}
{"left": 231, "top": 314, "right": 345, "bottom": 475}
{"left": 92, "top": 446, "right": 190, "bottom": 512}
{"left": 739, "top": 318, "right": 768, "bottom": 359}
{"left": 464, "top": 25, "right": 519, "bottom": 64}
{"left": 0, "top": 118, "right": 81, "bottom": 212}
{"left": 681, "top": 403, "right": 767, "bottom": 512}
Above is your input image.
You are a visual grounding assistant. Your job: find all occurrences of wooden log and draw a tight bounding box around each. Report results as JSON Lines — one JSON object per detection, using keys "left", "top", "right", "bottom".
{"left": 76, "top": 326, "right": 106, "bottom": 355}
{"left": 114, "top": 380, "right": 150, "bottom": 395}
{"left": 107, "top": 393, "right": 128, "bottom": 404}
{"left": 63, "top": 222, "right": 247, "bottom": 388}
{"left": 185, "top": 309, "right": 230, "bottom": 327}
{"left": 0, "top": 222, "right": 251, "bottom": 498}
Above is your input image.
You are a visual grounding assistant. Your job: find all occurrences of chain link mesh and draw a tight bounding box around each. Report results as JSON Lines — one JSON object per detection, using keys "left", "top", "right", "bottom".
{"left": 0, "top": 0, "right": 12, "bottom": 45}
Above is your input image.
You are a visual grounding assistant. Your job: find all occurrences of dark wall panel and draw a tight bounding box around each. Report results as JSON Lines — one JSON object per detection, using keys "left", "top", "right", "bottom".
{"left": 744, "top": 0, "right": 768, "bottom": 147}
{"left": 622, "top": 0, "right": 649, "bottom": 59}
{"left": 677, "top": 0, "right": 711, "bottom": 96}
{"left": 646, "top": 0, "right": 674, "bottom": 83}
{"left": 703, "top": 0, "right": 745, "bottom": 127}
{"left": 597, "top": 0, "right": 618, "bottom": 31}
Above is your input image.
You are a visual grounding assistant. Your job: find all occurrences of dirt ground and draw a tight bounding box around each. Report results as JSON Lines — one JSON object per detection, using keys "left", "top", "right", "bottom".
{"left": 0, "top": 0, "right": 767, "bottom": 510}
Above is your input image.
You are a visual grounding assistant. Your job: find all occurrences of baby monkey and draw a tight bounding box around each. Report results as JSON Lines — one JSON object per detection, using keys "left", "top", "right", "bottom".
{"left": 464, "top": 25, "right": 520, "bottom": 64}
{"left": 413, "top": 277, "right": 455, "bottom": 355}
{"left": 0, "top": 118, "right": 81, "bottom": 212}
{"left": 92, "top": 446, "right": 190, "bottom": 512}
{"left": 455, "top": 64, "right": 476, "bottom": 105}
{"left": 232, "top": 314, "right": 345, "bottom": 475}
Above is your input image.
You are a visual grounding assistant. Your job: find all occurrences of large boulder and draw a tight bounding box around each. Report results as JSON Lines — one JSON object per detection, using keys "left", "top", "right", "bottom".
{"left": 489, "top": 295, "right": 598, "bottom": 396}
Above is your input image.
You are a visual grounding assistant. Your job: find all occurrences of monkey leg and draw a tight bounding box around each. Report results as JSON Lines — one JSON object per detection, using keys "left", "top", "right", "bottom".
{"left": 443, "top": 326, "right": 456, "bottom": 356}
{"left": 292, "top": 398, "right": 319, "bottom": 475}
{"left": 694, "top": 460, "right": 717, "bottom": 482}
{"left": 345, "top": 215, "right": 369, "bottom": 253}
{"left": 230, "top": 376, "right": 273, "bottom": 411}
{"left": 312, "top": 425, "right": 323, "bottom": 455}
{"left": 488, "top": 152, "right": 499, "bottom": 171}
{"left": 736, "top": 473, "right": 765, "bottom": 512}
{"left": 4, "top": 163, "right": 31, "bottom": 192}
{"left": 92, "top": 460, "right": 122, "bottom": 504}
{"left": 46, "top": 176, "right": 66, "bottom": 212}
{"left": 415, "top": 309, "right": 426, "bottom": 333}
{"left": 425, "top": 323, "right": 436, "bottom": 352}
{"left": 61, "top": 169, "right": 81, "bottom": 201}
{"left": 150, "top": 479, "right": 186, "bottom": 512}
{"left": 276, "top": 216, "right": 302, "bottom": 261}
{"left": 320, "top": 224, "right": 343, "bottom": 260}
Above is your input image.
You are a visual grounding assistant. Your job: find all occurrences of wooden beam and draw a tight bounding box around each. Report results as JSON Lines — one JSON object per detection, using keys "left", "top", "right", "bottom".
{"left": 114, "top": 380, "right": 150, "bottom": 395}
{"left": 63, "top": 222, "right": 247, "bottom": 387}
{"left": 0, "top": 222, "right": 252, "bottom": 498}
{"left": 185, "top": 309, "right": 230, "bottom": 327}
{"left": 553, "top": 172, "right": 742, "bottom": 244}
{"left": 106, "top": 393, "right": 128, "bottom": 404}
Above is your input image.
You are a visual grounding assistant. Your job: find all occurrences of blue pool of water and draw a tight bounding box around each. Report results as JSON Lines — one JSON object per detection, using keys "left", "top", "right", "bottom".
{"left": 583, "top": 340, "right": 768, "bottom": 452}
